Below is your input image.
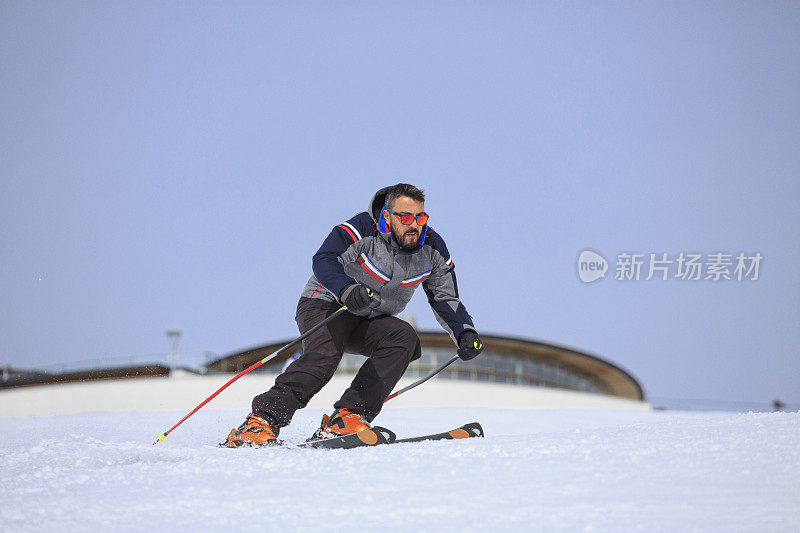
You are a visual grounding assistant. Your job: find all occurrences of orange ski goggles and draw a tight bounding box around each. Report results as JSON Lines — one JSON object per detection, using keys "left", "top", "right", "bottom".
{"left": 384, "top": 207, "right": 429, "bottom": 226}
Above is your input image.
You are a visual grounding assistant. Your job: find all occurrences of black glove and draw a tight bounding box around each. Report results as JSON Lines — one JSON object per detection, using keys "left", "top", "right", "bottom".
{"left": 340, "top": 284, "right": 373, "bottom": 316}
{"left": 457, "top": 330, "right": 483, "bottom": 360}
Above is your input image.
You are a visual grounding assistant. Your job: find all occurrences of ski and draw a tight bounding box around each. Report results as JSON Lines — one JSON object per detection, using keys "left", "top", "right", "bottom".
{"left": 295, "top": 422, "right": 483, "bottom": 449}
{"left": 297, "top": 426, "right": 396, "bottom": 449}
{"left": 391, "top": 422, "right": 484, "bottom": 444}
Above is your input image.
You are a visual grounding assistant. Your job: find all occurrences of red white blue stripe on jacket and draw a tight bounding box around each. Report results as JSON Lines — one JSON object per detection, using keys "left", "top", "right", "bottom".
{"left": 358, "top": 253, "right": 391, "bottom": 284}
{"left": 398, "top": 256, "right": 453, "bottom": 287}
{"left": 337, "top": 222, "right": 363, "bottom": 243}
{"left": 399, "top": 269, "right": 431, "bottom": 287}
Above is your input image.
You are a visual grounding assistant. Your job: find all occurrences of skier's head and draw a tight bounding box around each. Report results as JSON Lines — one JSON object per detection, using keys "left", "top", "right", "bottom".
{"left": 382, "top": 183, "right": 427, "bottom": 251}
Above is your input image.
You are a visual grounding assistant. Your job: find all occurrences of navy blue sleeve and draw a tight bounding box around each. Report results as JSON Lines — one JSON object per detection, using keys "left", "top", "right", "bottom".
{"left": 422, "top": 228, "right": 477, "bottom": 342}
{"left": 311, "top": 213, "right": 372, "bottom": 298}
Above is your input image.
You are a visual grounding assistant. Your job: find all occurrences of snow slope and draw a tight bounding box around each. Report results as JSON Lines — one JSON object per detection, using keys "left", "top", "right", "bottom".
{"left": 1, "top": 408, "right": 798, "bottom": 532}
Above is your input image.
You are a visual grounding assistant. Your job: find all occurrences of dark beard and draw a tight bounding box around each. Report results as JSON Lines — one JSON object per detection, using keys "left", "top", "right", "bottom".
{"left": 392, "top": 228, "right": 420, "bottom": 251}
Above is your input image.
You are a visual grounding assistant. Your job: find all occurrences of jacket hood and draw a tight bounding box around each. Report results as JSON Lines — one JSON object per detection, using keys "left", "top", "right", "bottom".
{"left": 368, "top": 186, "right": 393, "bottom": 223}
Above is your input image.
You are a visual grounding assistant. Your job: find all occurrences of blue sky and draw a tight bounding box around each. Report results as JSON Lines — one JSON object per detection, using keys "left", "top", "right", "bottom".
{"left": 2, "top": 2, "right": 798, "bottom": 408}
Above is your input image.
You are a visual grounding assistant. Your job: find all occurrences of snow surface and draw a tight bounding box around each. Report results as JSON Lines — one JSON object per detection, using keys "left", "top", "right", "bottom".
{"left": 1, "top": 408, "right": 798, "bottom": 532}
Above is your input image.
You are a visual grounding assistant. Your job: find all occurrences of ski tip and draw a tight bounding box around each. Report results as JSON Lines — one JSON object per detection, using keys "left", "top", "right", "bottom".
{"left": 456, "top": 422, "right": 484, "bottom": 438}
{"left": 372, "top": 426, "right": 397, "bottom": 444}
{"left": 300, "top": 426, "right": 396, "bottom": 449}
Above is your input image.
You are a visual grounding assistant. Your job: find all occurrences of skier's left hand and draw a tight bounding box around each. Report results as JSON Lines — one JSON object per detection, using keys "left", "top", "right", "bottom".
{"left": 457, "top": 331, "right": 483, "bottom": 360}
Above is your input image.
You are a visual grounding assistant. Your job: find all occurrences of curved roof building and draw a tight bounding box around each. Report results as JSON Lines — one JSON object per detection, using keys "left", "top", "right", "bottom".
{"left": 1, "top": 331, "right": 647, "bottom": 418}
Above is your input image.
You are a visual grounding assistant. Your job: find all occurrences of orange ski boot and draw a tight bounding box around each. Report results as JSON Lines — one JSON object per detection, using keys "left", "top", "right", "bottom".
{"left": 220, "top": 412, "right": 278, "bottom": 448}
{"left": 312, "top": 408, "right": 372, "bottom": 440}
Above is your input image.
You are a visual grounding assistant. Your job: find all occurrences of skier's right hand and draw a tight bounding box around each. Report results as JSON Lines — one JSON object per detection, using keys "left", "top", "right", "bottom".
{"left": 340, "top": 284, "right": 373, "bottom": 316}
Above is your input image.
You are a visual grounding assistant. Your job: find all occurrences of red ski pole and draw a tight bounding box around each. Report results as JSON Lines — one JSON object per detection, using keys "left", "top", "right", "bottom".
{"left": 153, "top": 306, "right": 347, "bottom": 445}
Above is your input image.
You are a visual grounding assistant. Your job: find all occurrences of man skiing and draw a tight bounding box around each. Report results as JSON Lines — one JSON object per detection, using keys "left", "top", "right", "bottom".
{"left": 221, "top": 184, "right": 483, "bottom": 447}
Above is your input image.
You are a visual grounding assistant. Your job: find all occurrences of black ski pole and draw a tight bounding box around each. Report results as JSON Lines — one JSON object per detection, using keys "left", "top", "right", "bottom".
{"left": 384, "top": 354, "right": 459, "bottom": 402}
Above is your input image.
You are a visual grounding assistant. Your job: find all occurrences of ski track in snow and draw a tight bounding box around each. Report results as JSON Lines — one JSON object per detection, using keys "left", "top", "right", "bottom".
{"left": 1, "top": 408, "right": 798, "bottom": 532}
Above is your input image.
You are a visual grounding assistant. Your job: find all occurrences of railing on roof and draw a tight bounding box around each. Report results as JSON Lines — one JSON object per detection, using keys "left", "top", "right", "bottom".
{"left": 1, "top": 351, "right": 220, "bottom": 386}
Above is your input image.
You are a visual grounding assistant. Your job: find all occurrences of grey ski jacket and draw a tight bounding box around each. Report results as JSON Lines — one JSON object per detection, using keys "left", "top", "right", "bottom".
{"left": 300, "top": 186, "right": 477, "bottom": 344}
